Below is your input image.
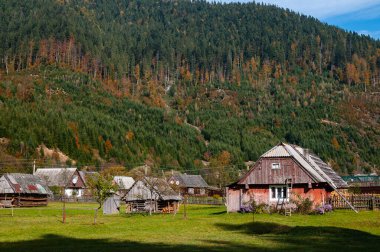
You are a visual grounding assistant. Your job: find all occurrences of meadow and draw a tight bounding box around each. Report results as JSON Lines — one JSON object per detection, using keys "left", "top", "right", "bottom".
{"left": 0, "top": 202, "right": 379, "bottom": 252}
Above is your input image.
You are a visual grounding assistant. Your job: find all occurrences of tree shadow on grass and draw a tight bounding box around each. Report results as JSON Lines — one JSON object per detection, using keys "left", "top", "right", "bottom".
{"left": 210, "top": 210, "right": 227, "bottom": 215}
{"left": 0, "top": 234, "right": 262, "bottom": 252}
{"left": 215, "top": 221, "right": 380, "bottom": 251}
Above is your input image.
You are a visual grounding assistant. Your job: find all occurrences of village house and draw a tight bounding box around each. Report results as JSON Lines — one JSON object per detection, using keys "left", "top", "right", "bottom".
{"left": 34, "top": 168, "right": 87, "bottom": 198}
{"left": 226, "top": 143, "right": 348, "bottom": 212}
{"left": 168, "top": 173, "right": 209, "bottom": 196}
{"left": 125, "top": 177, "right": 182, "bottom": 213}
{"left": 0, "top": 173, "right": 52, "bottom": 207}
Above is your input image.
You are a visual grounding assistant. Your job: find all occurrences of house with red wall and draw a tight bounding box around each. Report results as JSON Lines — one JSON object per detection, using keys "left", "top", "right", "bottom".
{"left": 226, "top": 143, "right": 348, "bottom": 212}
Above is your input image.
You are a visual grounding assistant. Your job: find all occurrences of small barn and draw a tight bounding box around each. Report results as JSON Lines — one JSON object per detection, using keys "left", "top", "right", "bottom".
{"left": 0, "top": 173, "right": 52, "bottom": 207}
{"left": 35, "top": 168, "right": 86, "bottom": 198}
{"left": 342, "top": 175, "right": 380, "bottom": 194}
{"left": 125, "top": 177, "right": 182, "bottom": 213}
{"left": 103, "top": 194, "right": 121, "bottom": 215}
{"left": 168, "top": 173, "right": 209, "bottom": 196}
{"left": 113, "top": 176, "right": 135, "bottom": 198}
{"left": 226, "top": 143, "right": 348, "bottom": 212}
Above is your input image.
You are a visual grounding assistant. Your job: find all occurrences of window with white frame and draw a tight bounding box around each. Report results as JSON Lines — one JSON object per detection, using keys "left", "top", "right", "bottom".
{"left": 271, "top": 163, "right": 281, "bottom": 169}
{"left": 269, "top": 186, "right": 288, "bottom": 201}
{"left": 188, "top": 188, "right": 194, "bottom": 194}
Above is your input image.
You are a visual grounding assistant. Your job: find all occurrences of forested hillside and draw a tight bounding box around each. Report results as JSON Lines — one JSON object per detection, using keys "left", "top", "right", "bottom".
{"left": 0, "top": 0, "right": 379, "bottom": 178}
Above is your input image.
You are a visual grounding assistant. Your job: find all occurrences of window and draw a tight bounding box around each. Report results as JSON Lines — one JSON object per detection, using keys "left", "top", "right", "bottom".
{"left": 269, "top": 186, "right": 288, "bottom": 201}
{"left": 188, "top": 188, "right": 194, "bottom": 194}
{"left": 271, "top": 163, "right": 280, "bottom": 169}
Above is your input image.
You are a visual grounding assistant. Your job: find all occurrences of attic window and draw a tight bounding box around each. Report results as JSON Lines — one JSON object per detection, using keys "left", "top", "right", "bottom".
{"left": 271, "top": 163, "right": 281, "bottom": 169}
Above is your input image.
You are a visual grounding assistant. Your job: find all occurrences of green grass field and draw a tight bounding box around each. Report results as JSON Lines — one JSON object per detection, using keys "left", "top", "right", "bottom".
{"left": 0, "top": 202, "right": 379, "bottom": 251}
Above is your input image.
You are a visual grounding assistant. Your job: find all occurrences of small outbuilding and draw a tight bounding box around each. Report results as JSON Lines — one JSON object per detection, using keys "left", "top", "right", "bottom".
{"left": 103, "top": 194, "right": 121, "bottom": 215}
{"left": 226, "top": 143, "right": 348, "bottom": 212}
{"left": 168, "top": 173, "right": 209, "bottom": 196}
{"left": 125, "top": 177, "right": 182, "bottom": 213}
{"left": 342, "top": 175, "right": 380, "bottom": 194}
{"left": 0, "top": 173, "right": 52, "bottom": 207}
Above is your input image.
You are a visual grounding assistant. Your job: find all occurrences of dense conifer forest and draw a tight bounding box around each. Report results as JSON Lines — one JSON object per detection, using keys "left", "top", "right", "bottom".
{"left": 0, "top": 0, "right": 379, "bottom": 178}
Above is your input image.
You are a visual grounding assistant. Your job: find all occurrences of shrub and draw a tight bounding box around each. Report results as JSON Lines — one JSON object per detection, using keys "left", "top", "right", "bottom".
{"left": 240, "top": 199, "right": 269, "bottom": 214}
{"left": 315, "top": 204, "right": 333, "bottom": 214}
{"left": 292, "top": 195, "right": 313, "bottom": 214}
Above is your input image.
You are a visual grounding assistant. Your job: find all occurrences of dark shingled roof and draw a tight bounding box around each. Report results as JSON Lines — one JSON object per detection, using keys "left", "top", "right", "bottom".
{"left": 170, "top": 174, "right": 208, "bottom": 188}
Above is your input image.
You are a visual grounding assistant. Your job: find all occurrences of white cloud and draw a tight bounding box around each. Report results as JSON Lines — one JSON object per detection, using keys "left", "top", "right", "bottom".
{"left": 224, "top": 0, "right": 380, "bottom": 19}
{"left": 358, "top": 30, "right": 380, "bottom": 38}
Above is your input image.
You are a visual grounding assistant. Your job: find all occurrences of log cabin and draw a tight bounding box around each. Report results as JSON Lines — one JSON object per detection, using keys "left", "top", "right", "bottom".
{"left": 226, "top": 143, "right": 348, "bottom": 212}
{"left": 125, "top": 177, "right": 182, "bottom": 213}
{"left": 0, "top": 173, "right": 52, "bottom": 207}
{"left": 168, "top": 173, "right": 209, "bottom": 196}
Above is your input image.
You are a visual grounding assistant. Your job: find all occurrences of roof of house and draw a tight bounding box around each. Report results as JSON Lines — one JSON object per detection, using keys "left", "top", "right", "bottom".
{"left": 244, "top": 143, "right": 348, "bottom": 188}
{"left": 0, "top": 173, "right": 52, "bottom": 195}
{"left": 113, "top": 176, "right": 135, "bottom": 190}
{"left": 170, "top": 174, "right": 208, "bottom": 188}
{"left": 78, "top": 171, "right": 99, "bottom": 185}
{"left": 126, "top": 177, "right": 182, "bottom": 201}
{"left": 35, "top": 168, "right": 77, "bottom": 187}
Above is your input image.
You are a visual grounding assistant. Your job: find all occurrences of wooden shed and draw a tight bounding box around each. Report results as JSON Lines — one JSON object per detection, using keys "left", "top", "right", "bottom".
{"left": 168, "top": 173, "right": 209, "bottom": 196}
{"left": 342, "top": 175, "right": 380, "bottom": 194}
{"left": 125, "top": 177, "right": 182, "bottom": 213}
{"left": 226, "top": 143, "right": 349, "bottom": 212}
{"left": 0, "top": 173, "right": 52, "bottom": 207}
{"left": 103, "top": 194, "right": 121, "bottom": 215}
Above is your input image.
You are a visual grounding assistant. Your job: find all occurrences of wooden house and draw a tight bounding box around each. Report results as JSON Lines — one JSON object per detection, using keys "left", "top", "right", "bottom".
{"left": 35, "top": 168, "right": 86, "bottom": 198}
{"left": 168, "top": 174, "right": 209, "bottom": 196}
{"left": 0, "top": 173, "right": 52, "bottom": 207}
{"left": 226, "top": 143, "right": 348, "bottom": 212}
{"left": 125, "top": 177, "right": 182, "bottom": 213}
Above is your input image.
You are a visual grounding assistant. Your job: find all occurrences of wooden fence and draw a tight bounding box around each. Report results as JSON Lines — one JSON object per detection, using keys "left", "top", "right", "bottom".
{"left": 187, "top": 196, "right": 224, "bottom": 205}
{"left": 329, "top": 194, "right": 380, "bottom": 210}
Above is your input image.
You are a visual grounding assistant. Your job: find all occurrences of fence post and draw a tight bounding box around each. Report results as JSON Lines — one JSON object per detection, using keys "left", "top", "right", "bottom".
{"left": 94, "top": 208, "right": 98, "bottom": 225}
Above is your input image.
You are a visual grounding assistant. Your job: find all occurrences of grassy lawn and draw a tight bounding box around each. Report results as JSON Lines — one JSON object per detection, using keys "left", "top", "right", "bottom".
{"left": 0, "top": 202, "right": 379, "bottom": 251}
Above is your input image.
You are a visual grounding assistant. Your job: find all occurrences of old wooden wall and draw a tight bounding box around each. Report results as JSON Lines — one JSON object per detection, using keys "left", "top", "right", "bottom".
{"left": 240, "top": 157, "right": 315, "bottom": 185}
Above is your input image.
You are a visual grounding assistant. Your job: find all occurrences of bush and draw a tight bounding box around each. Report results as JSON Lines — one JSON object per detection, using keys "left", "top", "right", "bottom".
{"left": 240, "top": 199, "right": 269, "bottom": 214}
{"left": 293, "top": 195, "right": 313, "bottom": 214}
{"left": 315, "top": 204, "right": 333, "bottom": 214}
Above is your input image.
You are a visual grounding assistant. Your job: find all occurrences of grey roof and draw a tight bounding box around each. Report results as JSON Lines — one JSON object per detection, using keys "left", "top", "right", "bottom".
{"left": 126, "top": 177, "right": 182, "bottom": 201}
{"left": 262, "top": 145, "right": 291, "bottom": 157}
{"left": 35, "top": 168, "right": 77, "bottom": 187}
{"left": 0, "top": 173, "right": 52, "bottom": 195}
{"left": 113, "top": 176, "right": 135, "bottom": 190}
{"left": 169, "top": 174, "right": 208, "bottom": 188}
{"left": 78, "top": 171, "right": 99, "bottom": 186}
{"left": 260, "top": 143, "right": 347, "bottom": 188}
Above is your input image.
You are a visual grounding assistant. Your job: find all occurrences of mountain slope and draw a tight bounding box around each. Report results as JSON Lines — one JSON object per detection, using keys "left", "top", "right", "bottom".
{"left": 0, "top": 0, "right": 379, "bottom": 176}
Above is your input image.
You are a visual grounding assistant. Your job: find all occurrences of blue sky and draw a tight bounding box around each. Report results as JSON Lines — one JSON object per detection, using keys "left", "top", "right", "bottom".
{"left": 217, "top": 0, "right": 380, "bottom": 40}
